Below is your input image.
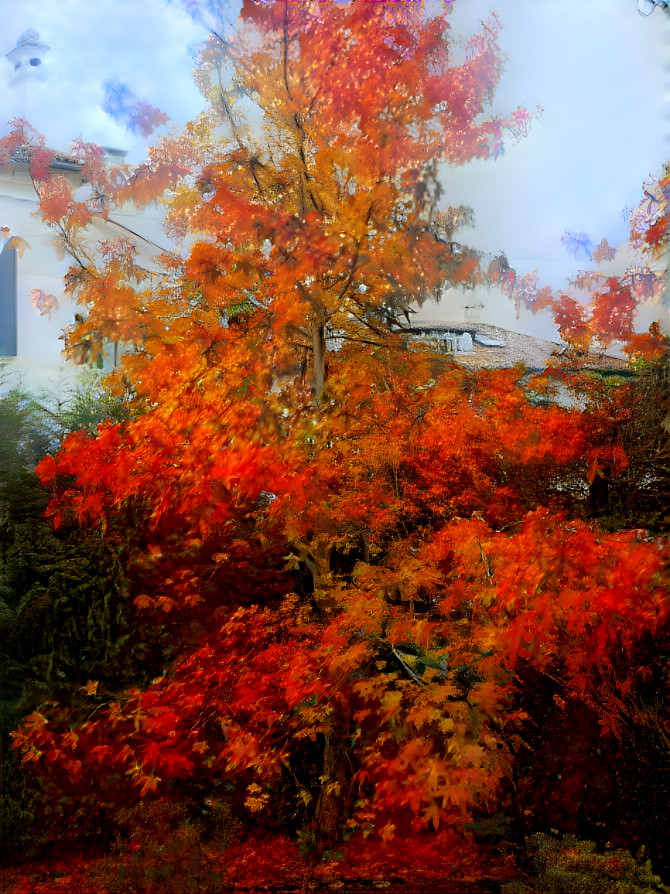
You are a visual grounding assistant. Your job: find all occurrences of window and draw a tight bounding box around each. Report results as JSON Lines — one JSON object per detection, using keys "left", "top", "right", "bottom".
{"left": 0, "top": 245, "right": 18, "bottom": 356}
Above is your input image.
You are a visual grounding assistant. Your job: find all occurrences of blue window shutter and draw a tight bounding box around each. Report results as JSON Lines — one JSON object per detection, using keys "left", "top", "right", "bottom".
{"left": 0, "top": 246, "right": 18, "bottom": 357}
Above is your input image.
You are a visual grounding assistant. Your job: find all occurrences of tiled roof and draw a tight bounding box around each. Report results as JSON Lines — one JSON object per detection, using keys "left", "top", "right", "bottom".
{"left": 405, "top": 320, "right": 630, "bottom": 372}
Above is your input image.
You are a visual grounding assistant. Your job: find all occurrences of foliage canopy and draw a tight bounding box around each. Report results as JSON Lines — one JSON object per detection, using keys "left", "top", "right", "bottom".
{"left": 2, "top": 1, "right": 668, "bottom": 888}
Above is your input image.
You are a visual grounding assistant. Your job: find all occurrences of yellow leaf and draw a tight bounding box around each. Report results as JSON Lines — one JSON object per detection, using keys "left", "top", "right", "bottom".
{"left": 379, "top": 691, "right": 403, "bottom": 723}
{"left": 421, "top": 800, "right": 442, "bottom": 830}
{"left": 139, "top": 773, "right": 161, "bottom": 797}
{"left": 380, "top": 821, "right": 396, "bottom": 843}
{"left": 439, "top": 717, "right": 454, "bottom": 734}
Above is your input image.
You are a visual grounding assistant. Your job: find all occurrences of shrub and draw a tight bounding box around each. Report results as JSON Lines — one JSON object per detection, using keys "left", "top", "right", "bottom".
{"left": 526, "top": 833, "right": 663, "bottom": 894}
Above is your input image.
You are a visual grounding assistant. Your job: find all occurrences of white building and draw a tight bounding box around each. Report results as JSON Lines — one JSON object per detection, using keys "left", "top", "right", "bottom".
{"left": 0, "top": 150, "right": 166, "bottom": 398}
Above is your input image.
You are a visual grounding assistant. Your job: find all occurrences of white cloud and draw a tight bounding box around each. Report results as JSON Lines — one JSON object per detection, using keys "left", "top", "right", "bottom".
{"left": 441, "top": 0, "right": 668, "bottom": 299}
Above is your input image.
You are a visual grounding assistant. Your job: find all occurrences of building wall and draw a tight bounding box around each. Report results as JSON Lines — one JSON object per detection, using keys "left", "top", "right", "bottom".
{"left": 419, "top": 249, "right": 669, "bottom": 342}
{"left": 0, "top": 160, "right": 166, "bottom": 397}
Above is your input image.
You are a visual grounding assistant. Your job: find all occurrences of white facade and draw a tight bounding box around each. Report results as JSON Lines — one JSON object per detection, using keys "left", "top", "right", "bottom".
{"left": 0, "top": 156, "right": 166, "bottom": 398}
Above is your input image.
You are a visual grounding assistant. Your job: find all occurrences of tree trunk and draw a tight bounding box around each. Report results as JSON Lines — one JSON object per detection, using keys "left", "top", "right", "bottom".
{"left": 314, "top": 730, "right": 350, "bottom": 849}
{"left": 300, "top": 541, "right": 340, "bottom": 620}
{"left": 311, "top": 321, "right": 326, "bottom": 406}
{"left": 589, "top": 465, "right": 610, "bottom": 516}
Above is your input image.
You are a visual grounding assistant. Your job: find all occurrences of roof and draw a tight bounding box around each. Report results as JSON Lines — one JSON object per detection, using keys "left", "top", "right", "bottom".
{"left": 405, "top": 319, "right": 630, "bottom": 373}
{"left": 8, "top": 146, "right": 81, "bottom": 172}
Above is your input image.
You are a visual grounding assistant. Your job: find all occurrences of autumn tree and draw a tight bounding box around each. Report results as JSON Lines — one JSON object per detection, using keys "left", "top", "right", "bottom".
{"left": 5, "top": 1, "right": 669, "bottom": 888}
{"left": 3, "top": 3, "right": 534, "bottom": 402}
{"left": 15, "top": 341, "right": 668, "bottom": 882}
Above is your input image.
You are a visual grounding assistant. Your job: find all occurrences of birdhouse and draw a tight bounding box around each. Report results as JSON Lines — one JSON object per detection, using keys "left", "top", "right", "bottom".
{"left": 5, "top": 29, "right": 50, "bottom": 80}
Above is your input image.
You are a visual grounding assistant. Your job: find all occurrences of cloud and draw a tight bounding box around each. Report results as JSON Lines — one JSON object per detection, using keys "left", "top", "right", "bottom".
{"left": 439, "top": 0, "right": 668, "bottom": 299}
{"left": 172, "top": 0, "right": 242, "bottom": 41}
{"left": 0, "top": 0, "right": 205, "bottom": 159}
{"left": 102, "top": 80, "right": 169, "bottom": 138}
{"left": 561, "top": 230, "right": 593, "bottom": 261}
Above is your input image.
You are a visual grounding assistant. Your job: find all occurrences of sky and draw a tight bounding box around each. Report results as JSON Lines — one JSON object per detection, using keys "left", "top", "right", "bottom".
{"left": 1, "top": 0, "right": 668, "bottom": 338}
{"left": 440, "top": 0, "right": 669, "bottom": 334}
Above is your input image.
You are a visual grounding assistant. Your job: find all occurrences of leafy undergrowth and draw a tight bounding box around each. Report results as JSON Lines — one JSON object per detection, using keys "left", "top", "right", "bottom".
{"left": 5, "top": 834, "right": 665, "bottom": 893}
{"left": 3, "top": 834, "right": 523, "bottom": 894}
{"left": 525, "top": 833, "right": 664, "bottom": 894}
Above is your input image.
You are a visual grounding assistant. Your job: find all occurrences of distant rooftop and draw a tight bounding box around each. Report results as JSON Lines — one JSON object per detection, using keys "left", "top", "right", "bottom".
{"left": 6, "top": 144, "right": 128, "bottom": 173}
{"left": 405, "top": 319, "right": 630, "bottom": 373}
